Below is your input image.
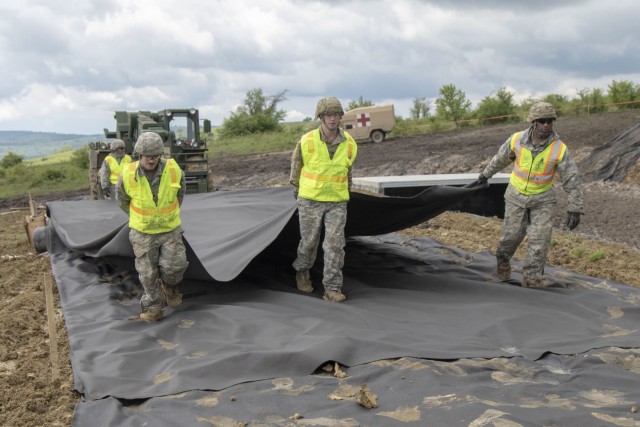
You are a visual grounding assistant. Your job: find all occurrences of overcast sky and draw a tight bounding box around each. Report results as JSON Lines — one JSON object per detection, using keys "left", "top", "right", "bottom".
{"left": 1, "top": 0, "right": 639, "bottom": 135}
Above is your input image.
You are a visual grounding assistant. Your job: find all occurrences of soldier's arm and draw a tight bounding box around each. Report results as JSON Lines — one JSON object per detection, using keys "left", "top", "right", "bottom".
{"left": 177, "top": 170, "right": 186, "bottom": 206}
{"left": 557, "top": 149, "right": 584, "bottom": 213}
{"left": 482, "top": 136, "right": 516, "bottom": 178}
{"left": 115, "top": 175, "right": 130, "bottom": 214}
{"left": 99, "top": 161, "right": 111, "bottom": 189}
{"left": 289, "top": 140, "right": 303, "bottom": 190}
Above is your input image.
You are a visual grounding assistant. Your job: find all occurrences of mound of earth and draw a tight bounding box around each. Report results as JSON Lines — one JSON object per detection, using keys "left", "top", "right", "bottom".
{"left": 1, "top": 109, "right": 640, "bottom": 426}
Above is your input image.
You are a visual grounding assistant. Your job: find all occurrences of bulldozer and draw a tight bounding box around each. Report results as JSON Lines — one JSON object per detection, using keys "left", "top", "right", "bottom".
{"left": 88, "top": 108, "right": 212, "bottom": 199}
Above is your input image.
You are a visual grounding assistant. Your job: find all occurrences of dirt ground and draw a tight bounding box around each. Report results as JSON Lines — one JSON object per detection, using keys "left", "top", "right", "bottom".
{"left": 2, "top": 110, "right": 640, "bottom": 426}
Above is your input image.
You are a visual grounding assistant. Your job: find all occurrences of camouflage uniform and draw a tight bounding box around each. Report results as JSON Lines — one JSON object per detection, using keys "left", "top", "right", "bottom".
{"left": 99, "top": 139, "right": 128, "bottom": 199}
{"left": 117, "top": 156, "right": 188, "bottom": 314}
{"left": 482, "top": 126, "right": 583, "bottom": 284}
{"left": 99, "top": 154, "right": 126, "bottom": 199}
{"left": 290, "top": 126, "right": 353, "bottom": 293}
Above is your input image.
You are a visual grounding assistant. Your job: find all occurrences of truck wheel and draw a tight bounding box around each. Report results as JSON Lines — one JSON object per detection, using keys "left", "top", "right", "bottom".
{"left": 370, "top": 130, "right": 385, "bottom": 143}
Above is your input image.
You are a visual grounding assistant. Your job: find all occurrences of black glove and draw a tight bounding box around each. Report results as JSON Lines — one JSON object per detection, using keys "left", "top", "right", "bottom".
{"left": 566, "top": 211, "right": 581, "bottom": 230}
{"left": 470, "top": 174, "right": 489, "bottom": 188}
{"left": 102, "top": 187, "right": 111, "bottom": 198}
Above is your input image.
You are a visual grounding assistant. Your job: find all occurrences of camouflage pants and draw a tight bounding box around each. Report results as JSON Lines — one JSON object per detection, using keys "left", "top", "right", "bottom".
{"left": 129, "top": 227, "right": 189, "bottom": 312}
{"left": 292, "top": 198, "right": 347, "bottom": 292}
{"left": 496, "top": 201, "right": 555, "bottom": 279}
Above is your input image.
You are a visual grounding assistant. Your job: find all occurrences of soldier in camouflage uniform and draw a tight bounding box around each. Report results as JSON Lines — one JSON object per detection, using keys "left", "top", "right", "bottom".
{"left": 290, "top": 97, "right": 358, "bottom": 302}
{"left": 116, "top": 132, "right": 188, "bottom": 321}
{"left": 474, "top": 102, "right": 583, "bottom": 288}
{"left": 99, "top": 139, "right": 131, "bottom": 199}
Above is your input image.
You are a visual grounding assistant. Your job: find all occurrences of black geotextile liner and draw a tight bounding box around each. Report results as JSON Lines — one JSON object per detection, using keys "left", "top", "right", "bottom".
{"left": 579, "top": 122, "right": 640, "bottom": 182}
{"left": 44, "top": 187, "right": 640, "bottom": 426}
{"left": 46, "top": 185, "right": 480, "bottom": 282}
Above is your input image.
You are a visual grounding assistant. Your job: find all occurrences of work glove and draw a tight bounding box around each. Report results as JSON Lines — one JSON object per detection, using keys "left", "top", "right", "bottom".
{"left": 566, "top": 211, "right": 581, "bottom": 230}
{"left": 469, "top": 174, "right": 489, "bottom": 188}
{"left": 102, "top": 187, "right": 111, "bottom": 198}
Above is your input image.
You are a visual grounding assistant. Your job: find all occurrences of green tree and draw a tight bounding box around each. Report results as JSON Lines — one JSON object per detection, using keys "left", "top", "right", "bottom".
{"left": 220, "top": 88, "right": 288, "bottom": 137}
{"left": 542, "top": 93, "right": 569, "bottom": 116}
{"left": 409, "top": 97, "right": 431, "bottom": 120}
{"left": 575, "top": 88, "right": 606, "bottom": 114}
{"left": 347, "top": 96, "right": 374, "bottom": 110}
{"left": 607, "top": 80, "right": 640, "bottom": 109}
{"left": 475, "top": 87, "right": 516, "bottom": 124}
{"left": 435, "top": 84, "right": 471, "bottom": 128}
{"left": 1, "top": 151, "right": 23, "bottom": 169}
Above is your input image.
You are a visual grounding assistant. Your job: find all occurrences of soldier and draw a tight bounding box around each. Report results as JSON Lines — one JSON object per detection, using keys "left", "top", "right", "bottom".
{"left": 116, "top": 132, "right": 188, "bottom": 321}
{"left": 290, "top": 97, "right": 358, "bottom": 302}
{"left": 474, "top": 102, "right": 583, "bottom": 288}
{"left": 99, "top": 139, "right": 131, "bottom": 199}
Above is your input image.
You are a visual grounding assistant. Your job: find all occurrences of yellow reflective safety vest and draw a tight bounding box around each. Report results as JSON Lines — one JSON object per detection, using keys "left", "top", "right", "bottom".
{"left": 122, "top": 159, "right": 182, "bottom": 234}
{"left": 509, "top": 131, "right": 567, "bottom": 195}
{"left": 105, "top": 154, "right": 132, "bottom": 185}
{"left": 298, "top": 129, "right": 357, "bottom": 202}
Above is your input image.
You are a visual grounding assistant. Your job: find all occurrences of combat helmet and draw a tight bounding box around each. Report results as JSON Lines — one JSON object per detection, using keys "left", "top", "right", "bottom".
{"left": 134, "top": 132, "right": 164, "bottom": 156}
{"left": 527, "top": 102, "right": 557, "bottom": 122}
{"left": 110, "top": 139, "right": 125, "bottom": 152}
{"left": 315, "top": 96, "right": 344, "bottom": 119}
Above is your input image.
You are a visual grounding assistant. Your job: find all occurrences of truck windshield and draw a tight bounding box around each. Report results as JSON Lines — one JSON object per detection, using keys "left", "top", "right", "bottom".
{"left": 170, "top": 114, "right": 197, "bottom": 143}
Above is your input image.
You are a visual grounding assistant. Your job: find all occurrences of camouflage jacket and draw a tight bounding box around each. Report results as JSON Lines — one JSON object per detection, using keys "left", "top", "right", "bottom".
{"left": 116, "top": 160, "right": 186, "bottom": 215}
{"left": 289, "top": 126, "right": 354, "bottom": 191}
{"left": 481, "top": 127, "right": 583, "bottom": 213}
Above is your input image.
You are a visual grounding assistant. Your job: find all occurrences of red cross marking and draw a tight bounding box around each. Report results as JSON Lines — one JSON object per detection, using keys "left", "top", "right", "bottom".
{"left": 356, "top": 113, "right": 370, "bottom": 127}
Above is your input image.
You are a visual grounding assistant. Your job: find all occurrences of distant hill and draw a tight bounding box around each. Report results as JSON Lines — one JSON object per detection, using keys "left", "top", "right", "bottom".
{"left": 0, "top": 131, "right": 103, "bottom": 160}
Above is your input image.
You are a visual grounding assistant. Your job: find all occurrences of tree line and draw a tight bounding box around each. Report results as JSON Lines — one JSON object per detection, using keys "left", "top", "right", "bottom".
{"left": 219, "top": 80, "right": 640, "bottom": 136}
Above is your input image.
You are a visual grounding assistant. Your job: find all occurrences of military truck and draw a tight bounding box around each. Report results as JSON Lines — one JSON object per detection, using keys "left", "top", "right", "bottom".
{"left": 341, "top": 104, "right": 396, "bottom": 143}
{"left": 89, "top": 108, "right": 212, "bottom": 199}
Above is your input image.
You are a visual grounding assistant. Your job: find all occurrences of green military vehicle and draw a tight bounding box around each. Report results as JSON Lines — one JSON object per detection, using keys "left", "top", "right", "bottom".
{"left": 88, "top": 108, "right": 212, "bottom": 199}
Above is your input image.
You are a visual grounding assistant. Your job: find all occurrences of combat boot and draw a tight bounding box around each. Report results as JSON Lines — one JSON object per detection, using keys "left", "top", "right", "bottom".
{"left": 161, "top": 280, "right": 183, "bottom": 308}
{"left": 521, "top": 276, "right": 551, "bottom": 288}
{"left": 323, "top": 289, "right": 346, "bottom": 303}
{"left": 139, "top": 309, "right": 164, "bottom": 322}
{"left": 497, "top": 260, "right": 511, "bottom": 281}
{"left": 296, "top": 270, "right": 314, "bottom": 293}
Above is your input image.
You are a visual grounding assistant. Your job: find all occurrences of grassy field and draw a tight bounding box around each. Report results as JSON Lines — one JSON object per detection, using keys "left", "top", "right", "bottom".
{"left": 0, "top": 108, "right": 625, "bottom": 200}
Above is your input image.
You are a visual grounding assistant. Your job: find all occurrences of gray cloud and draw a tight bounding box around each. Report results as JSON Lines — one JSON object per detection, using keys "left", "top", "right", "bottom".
{"left": 0, "top": 0, "right": 639, "bottom": 134}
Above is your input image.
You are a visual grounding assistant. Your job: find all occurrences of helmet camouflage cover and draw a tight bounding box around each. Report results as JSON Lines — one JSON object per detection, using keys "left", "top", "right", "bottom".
{"left": 110, "top": 139, "right": 125, "bottom": 151}
{"left": 134, "top": 132, "right": 164, "bottom": 156}
{"left": 527, "top": 102, "right": 557, "bottom": 122}
{"left": 315, "top": 96, "right": 344, "bottom": 119}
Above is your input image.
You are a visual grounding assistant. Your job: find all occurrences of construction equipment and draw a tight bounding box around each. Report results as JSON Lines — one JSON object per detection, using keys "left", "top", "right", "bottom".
{"left": 88, "top": 108, "right": 212, "bottom": 199}
{"left": 341, "top": 104, "right": 396, "bottom": 143}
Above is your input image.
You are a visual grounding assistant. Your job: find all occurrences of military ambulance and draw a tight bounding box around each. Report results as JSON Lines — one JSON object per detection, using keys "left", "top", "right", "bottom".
{"left": 341, "top": 104, "right": 396, "bottom": 143}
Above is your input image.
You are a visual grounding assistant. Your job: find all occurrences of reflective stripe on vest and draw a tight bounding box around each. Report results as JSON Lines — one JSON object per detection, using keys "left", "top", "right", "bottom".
{"left": 105, "top": 154, "right": 132, "bottom": 185}
{"left": 298, "top": 129, "right": 357, "bottom": 202}
{"left": 122, "top": 158, "right": 182, "bottom": 234}
{"left": 509, "top": 131, "right": 567, "bottom": 195}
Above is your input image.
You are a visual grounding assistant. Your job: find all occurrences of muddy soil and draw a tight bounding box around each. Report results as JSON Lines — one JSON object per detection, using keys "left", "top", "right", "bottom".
{"left": 2, "top": 110, "right": 640, "bottom": 426}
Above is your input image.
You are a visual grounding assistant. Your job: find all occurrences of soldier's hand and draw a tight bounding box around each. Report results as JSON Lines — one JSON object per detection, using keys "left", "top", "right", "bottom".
{"left": 293, "top": 188, "right": 298, "bottom": 199}
{"left": 102, "top": 187, "right": 111, "bottom": 198}
{"left": 566, "top": 211, "right": 581, "bottom": 230}
{"left": 466, "top": 174, "right": 489, "bottom": 188}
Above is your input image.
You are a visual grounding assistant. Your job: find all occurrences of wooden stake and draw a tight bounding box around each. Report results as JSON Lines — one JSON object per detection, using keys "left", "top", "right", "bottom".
{"left": 44, "top": 274, "right": 60, "bottom": 380}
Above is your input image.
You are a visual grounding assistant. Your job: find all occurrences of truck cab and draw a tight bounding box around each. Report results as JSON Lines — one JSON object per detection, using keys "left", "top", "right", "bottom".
{"left": 89, "top": 108, "right": 212, "bottom": 199}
